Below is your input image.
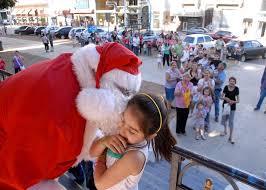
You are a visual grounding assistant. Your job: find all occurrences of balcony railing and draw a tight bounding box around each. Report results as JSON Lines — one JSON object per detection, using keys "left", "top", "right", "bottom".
{"left": 170, "top": 146, "right": 266, "bottom": 190}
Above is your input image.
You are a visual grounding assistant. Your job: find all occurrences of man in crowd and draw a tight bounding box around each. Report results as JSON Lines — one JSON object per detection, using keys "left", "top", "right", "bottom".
{"left": 214, "top": 62, "right": 227, "bottom": 122}
{"left": 254, "top": 66, "right": 266, "bottom": 114}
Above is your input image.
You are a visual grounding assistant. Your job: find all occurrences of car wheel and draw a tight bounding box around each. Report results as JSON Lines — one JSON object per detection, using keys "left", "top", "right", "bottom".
{"left": 262, "top": 52, "right": 266, "bottom": 59}
{"left": 240, "top": 54, "right": 246, "bottom": 62}
{"left": 61, "top": 35, "right": 65, "bottom": 39}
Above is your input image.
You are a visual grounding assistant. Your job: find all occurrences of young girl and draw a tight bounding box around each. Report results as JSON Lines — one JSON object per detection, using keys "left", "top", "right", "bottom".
{"left": 157, "top": 51, "right": 163, "bottom": 69}
{"left": 189, "top": 86, "right": 200, "bottom": 117}
{"left": 90, "top": 93, "right": 176, "bottom": 190}
{"left": 193, "top": 101, "right": 207, "bottom": 140}
{"left": 199, "top": 87, "right": 213, "bottom": 133}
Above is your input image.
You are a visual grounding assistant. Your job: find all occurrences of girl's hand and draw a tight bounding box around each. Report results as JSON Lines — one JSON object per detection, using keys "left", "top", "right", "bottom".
{"left": 102, "top": 135, "right": 127, "bottom": 154}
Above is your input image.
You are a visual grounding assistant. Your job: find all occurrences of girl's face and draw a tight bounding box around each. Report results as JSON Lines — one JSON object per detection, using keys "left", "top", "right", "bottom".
{"left": 192, "top": 63, "right": 197, "bottom": 71}
{"left": 183, "top": 74, "right": 191, "bottom": 82}
{"left": 204, "top": 71, "right": 210, "bottom": 79}
{"left": 229, "top": 79, "right": 236, "bottom": 87}
{"left": 203, "top": 89, "right": 210, "bottom": 96}
{"left": 119, "top": 106, "right": 145, "bottom": 145}
{"left": 197, "top": 104, "right": 204, "bottom": 110}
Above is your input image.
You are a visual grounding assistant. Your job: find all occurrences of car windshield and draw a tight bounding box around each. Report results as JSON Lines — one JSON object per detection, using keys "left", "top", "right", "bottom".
{"left": 183, "top": 36, "right": 195, "bottom": 43}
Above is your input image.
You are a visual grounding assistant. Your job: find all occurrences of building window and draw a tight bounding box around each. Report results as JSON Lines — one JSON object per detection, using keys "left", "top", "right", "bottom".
{"left": 129, "top": 0, "right": 137, "bottom": 6}
{"left": 96, "top": 0, "right": 113, "bottom": 10}
{"left": 74, "top": 0, "right": 89, "bottom": 9}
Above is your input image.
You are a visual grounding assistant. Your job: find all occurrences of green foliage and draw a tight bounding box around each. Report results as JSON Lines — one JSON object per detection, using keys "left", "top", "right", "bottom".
{"left": 0, "top": 0, "right": 17, "bottom": 9}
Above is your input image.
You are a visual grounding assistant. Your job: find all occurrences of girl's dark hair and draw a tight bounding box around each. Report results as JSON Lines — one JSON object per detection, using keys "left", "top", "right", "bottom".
{"left": 202, "top": 87, "right": 211, "bottom": 95}
{"left": 127, "top": 94, "right": 177, "bottom": 162}
{"left": 229, "top": 76, "right": 237, "bottom": 83}
{"left": 196, "top": 100, "right": 204, "bottom": 108}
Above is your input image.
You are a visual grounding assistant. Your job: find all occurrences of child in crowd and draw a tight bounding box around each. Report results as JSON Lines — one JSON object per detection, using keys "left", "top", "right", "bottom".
{"left": 157, "top": 51, "right": 163, "bottom": 69}
{"left": 189, "top": 86, "right": 200, "bottom": 117}
{"left": 41, "top": 34, "right": 49, "bottom": 53}
{"left": 199, "top": 87, "right": 213, "bottom": 133}
{"left": 143, "top": 42, "right": 148, "bottom": 55}
{"left": 90, "top": 93, "right": 176, "bottom": 190}
{"left": 193, "top": 101, "right": 207, "bottom": 140}
{"left": 147, "top": 40, "right": 152, "bottom": 56}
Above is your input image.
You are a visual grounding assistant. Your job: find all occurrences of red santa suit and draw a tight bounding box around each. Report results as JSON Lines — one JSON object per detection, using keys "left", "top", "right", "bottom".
{"left": 0, "top": 42, "right": 142, "bottom": 190}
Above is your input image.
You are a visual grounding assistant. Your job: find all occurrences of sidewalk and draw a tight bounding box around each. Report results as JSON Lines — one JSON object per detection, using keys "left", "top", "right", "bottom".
{"left": 1, "top": 36, "right": 266, "bottom": 182}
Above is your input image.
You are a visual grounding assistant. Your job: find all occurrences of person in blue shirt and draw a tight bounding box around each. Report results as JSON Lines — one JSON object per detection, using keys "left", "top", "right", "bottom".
{"left": 213, "top": 62, "right": 227, "bottom": 122}
{"left": 254, "top": 66, "right": 266, "bottom": 114}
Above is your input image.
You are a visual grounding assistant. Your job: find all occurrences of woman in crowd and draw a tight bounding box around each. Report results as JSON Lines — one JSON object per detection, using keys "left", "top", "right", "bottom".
{"left": 12, "top": 51, "right": 25, "bottom": 73}
{"left": 221, "top": 77, "right": 240, "bottom": 144}
{"left": 165, "top": 61, "right": 182, "bottom": 109}
{"left": 190, "top": 62, "right": 202, "bottom": 86}
{"left": 174, "top": 72, "right": 193, "bottom": 135}
{"left": 189, "top": 62, "right": 202, "bottom": 116}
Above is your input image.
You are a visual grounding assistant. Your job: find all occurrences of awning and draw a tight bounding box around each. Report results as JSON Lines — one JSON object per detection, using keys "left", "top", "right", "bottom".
{"left": 28, "top": 9, "right": 33, "bottom": 16}
{"left": 16, "top": 9, "right": 25, "bottom": 16}
{"left": 70, "top": 8, "right": 94, "bottom": 14}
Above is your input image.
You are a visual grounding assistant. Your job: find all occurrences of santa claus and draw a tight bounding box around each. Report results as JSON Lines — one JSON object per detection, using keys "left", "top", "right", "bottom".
{"left": 0, "top": 42, "right": 142, "bottom": 190}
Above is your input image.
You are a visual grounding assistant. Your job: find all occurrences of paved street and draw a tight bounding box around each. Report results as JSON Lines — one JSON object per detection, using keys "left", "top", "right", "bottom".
{"left": 1, "top": 35, "right": 266, "bottom": 189}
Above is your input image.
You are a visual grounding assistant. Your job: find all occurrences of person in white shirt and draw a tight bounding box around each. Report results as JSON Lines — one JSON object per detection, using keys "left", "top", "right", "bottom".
{"left": 197, "top": 70, "right": 215, "bottom": 93}
{"left": 132, "top": 33, "right": 140, "bottom": 56}
{"left": 198, "top": 54, "right": 209, "bottom": 68}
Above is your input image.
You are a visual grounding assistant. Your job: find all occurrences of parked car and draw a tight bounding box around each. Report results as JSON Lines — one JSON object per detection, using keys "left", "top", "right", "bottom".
{"left": 142, "top": 31, "right": 158, "bottom": 46}
{"left": 68, "top": 27, "right": 85, "bottom": 40}
{"left": 34, "top": 26, "right": 46, "bottom": 36}
{"left": 184, "top": 27, "right": 209, "bottom": 35}
{"left": 41, "top": 26, "right": 59, "bottom": 35}
{"left": 14, "top": 26, "right": 35, "bottom": 35}
{"left": 54, "top": 26, "right": 72, "bottom": 39}
{"left": 182, "top": 34, "right": 215, "bottom": 49}
{"left": 81, "top": 28, "right": 107, "bottom": 41}
{"left": 226, "top": 40, "right": 266, "bottom": 62}
{"left": 209, "top": 30, "right": 237, "bottom": 43}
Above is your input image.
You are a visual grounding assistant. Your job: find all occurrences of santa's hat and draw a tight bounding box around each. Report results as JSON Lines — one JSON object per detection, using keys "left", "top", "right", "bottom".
{"left": 95, "top": 42, "right": 142, "bottom": 88}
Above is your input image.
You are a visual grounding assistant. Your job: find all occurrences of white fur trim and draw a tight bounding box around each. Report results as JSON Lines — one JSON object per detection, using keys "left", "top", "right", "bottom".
{"left": 71, "top": 44, "right": 100, "bottom": 88}
{"left": 101, "top": 69, "right": 142, "bottom": 94}
{"left": 76, "top": 88, "right": 116, "bottom": 121}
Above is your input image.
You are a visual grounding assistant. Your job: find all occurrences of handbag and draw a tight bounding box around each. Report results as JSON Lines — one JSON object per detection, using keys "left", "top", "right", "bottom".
{"left": 20, "top": 65, "right": 25, "bottom": 70}
{"left": 223, "top": 103, "right": 231, "bottom": 116}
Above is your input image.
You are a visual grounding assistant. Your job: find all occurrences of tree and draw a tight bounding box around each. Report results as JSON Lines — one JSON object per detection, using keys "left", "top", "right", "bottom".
{"left": 0, "top": 0, "right": 16, "bottom": 9}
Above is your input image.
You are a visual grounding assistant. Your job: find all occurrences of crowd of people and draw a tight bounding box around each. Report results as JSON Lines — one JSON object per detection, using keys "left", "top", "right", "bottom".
{"left": 160, "top": 35, "right": 241, "bottom": 144}
{"left": 1, "top": 27, "right": 266, "bottom": 189}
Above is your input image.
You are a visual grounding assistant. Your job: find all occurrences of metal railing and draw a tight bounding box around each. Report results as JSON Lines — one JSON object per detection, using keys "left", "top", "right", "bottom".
{"left": 0, "top": 69, "right": 12, "bottom": 81}
{"left": 170, "top": 146, "right": 266, "bottom": 190}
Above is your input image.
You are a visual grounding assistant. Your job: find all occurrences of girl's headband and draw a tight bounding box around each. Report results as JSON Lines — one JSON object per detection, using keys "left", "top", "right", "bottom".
{"left": 139, "top": 93, "right": 162, "bottom": 134}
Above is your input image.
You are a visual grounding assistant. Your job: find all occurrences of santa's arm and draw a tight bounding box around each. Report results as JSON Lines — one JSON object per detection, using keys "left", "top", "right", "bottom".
{"left": 75, "top": 88, "right": 117, "bottom": 163}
